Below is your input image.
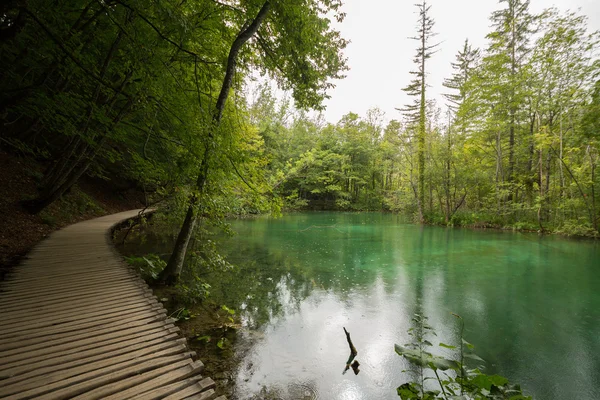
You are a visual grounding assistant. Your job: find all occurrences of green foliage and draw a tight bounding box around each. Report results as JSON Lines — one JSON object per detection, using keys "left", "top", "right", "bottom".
{"left": 174, "top": 279, "right": 212, "bottom": 306}
{"left": 124, "top": 254, "right": 166, "bottom": 280}
{"left": 395, "top": 314, "right": 532, "bottom": 400}
{"left": 249, "top": 3, "right": 599, "bottom": 237}
{"left": 170, "top": 307, "right": 194, "bottom": 322}
{"left": 216, "top": 337, "right": 229, "bottom": 350}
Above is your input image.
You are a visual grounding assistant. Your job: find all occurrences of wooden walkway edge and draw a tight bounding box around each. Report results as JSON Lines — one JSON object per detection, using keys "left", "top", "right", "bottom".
{"left": 0, "top": 209, "right": 225, "bottom": 400}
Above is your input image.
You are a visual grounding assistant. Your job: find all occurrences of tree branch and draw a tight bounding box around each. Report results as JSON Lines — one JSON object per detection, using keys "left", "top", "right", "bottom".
{"left": 114, "top": 0, "right": 217, "bottom": 65}
{"left": 23, "top": 9, "right": 129, "bottom": 98}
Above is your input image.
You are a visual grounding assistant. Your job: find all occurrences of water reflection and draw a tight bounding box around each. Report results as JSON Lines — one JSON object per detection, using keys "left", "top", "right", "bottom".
{"left": 119, "top": 212, "right": 600, "bottom": 400}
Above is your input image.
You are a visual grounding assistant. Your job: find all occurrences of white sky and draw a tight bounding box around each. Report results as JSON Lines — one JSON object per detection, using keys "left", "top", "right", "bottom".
{"left": 320, "top": 0, "right": 600, "bottom": 124}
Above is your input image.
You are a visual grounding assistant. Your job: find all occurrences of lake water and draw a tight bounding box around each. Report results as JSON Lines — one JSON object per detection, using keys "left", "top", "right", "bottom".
{"left": 121, "top": 212, "right": 600, "bottom": 399}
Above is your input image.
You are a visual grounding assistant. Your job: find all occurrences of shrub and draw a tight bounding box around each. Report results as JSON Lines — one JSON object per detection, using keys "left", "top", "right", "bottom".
{"left": 395, "top": 313, "right": 531, "bottom": 400}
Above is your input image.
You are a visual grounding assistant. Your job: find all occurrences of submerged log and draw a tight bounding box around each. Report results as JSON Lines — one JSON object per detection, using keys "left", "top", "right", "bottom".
{"left": 342, "top": 327, "right": 359, "bottom": 375}
{"left": 343, "top": 327, "right": 358, "bottom": 356}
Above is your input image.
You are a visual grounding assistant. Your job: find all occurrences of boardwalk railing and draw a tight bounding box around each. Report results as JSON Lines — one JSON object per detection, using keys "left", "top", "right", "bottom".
{"left": 0, "top": 210, "right": 225, "bottom": 400}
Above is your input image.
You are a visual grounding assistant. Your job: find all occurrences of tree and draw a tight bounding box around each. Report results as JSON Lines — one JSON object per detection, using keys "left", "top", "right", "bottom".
{"left": 159, "top": 0, "right": 348, "bottom": 284}
{"left": 399, "top": 0, "right": 438, "bottom": 223}
{"left": 1, "top": 0, "right": 230, "bottom": 214}
{"left": 438, "top": 40, "right": 480, "bottom": 223}
{"left": 484, "top": 0, "right": 535, "bottom": 201}
{"left": 443, "top": 39, "right": 480, "bottom": 118}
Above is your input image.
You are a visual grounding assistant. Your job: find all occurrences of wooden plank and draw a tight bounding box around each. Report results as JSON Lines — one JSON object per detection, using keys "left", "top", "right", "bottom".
{"left": 0, "top": 209, "right": 225, "bottom": 400}
{"left": 0, "top": 285, "right": 153, "bottom": 316}
{"left": 60, "top": 360, "right": 197, "bottom": 400}
{"left": 0, "top": 271, "right": 135, "bottom": 292}
{"left": 0, "top": 290, "right": 156, "bottom": 322}
{"left": 0, "top": 272, "right": 136, "bottom": 297}
{"left": 0, "top": 299, "right": 160, "bottom": 336}
{"left": 0, "top": 338, "right": 188, "bottom": 389}
{"left": 0, "top": 273, "right": 145, "bottom": 296}
{"left": 1, "top": 294, "right": 158, "bottom": 324}
{"left": 24, "top": 354, "right": 194, "bottom": 400}
{"left": 0, "top": 304, "right": 166, "bottom": 343}
{"left": 0, "top": 330, "right": 180, "bottom": 379}
{"left": 82, "top": 361, "right": 206, "bottom": 400}
{"left": 164, "top": 387, "right": 216, "bottom": 400}
{"left": 0, "top": 283, "right": 149, "bottom": 310}
{"left": 0, "top": 323, "right": 178, "bottom": 367}
{"left": 127, "top": 376, "right": 206, "bottom": 400}
{"left": 0, "top": 348, "right": 193, "bottom": 398}
{"left": 3, "top": 259, "right": 127, "bottom": 275}
{"left": 0, "top": 310, "right": 169, "bottom": 351}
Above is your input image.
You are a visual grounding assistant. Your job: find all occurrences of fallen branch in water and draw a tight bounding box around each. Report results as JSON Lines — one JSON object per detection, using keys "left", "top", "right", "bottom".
{"left": 343, "top": 327, "right": 360, "bottom": 375}
{"left": 344, "top": 327, "right": 357, "bottom": 356}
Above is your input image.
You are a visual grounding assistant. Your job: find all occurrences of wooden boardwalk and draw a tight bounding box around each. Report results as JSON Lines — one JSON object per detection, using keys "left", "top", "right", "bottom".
{"left": 0, "top": 210, "right": 224, "bottom": 400}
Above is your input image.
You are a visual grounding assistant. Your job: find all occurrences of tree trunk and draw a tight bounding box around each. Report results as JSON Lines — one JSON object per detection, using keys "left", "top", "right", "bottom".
{"left": 160, "top": 1, "right": 272, "bottom": 285}
{"left": 526, "top": 112, "right": 535, "bottom": 206}
{"left": 417, "top": 11, "right": 427, "bottom": 224}
{"left": 25, "top": 98, "right": 133, "bottom": 213}
{"left": 445, "top": 121, "right": 452, "bottom": 223}
{"left": 29, "top": 19, "right": 126, "bottom": 211}
{"left": 588, "top": 145, "right": 598, "bottom": 233}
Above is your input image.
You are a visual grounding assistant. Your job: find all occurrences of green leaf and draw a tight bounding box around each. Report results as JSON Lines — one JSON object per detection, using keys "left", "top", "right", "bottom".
{"left": 395, "top": 344, "right": 459, "bottom": 370}
{"left": 397, "top": 383, "right": 421, "bottom": 400}
{"left": 462, "top": 338, "right": 475, "bottom": 350}
{"left": 195, "top": 335, "right": 211, "bottom": 343}
{"left": 439, "top": 342, "right": 457, "bottom": 350}
{"left": 470, "top": 374, "right": 509, "bottom": 391}
{"left": 464, "top": 353, "right": 485, "bottom": 362}
{"left": 217, "top": 337, "right": 227, "bottom": 350}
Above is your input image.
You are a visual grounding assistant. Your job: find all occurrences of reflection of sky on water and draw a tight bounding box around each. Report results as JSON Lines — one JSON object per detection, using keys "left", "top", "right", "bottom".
{"left": 119, "top": 212, "right": 600, "bottom": 400}
{"left": 225, "top": 213, "right": 599, "bottom": 400}
{"left": 235, "top": 283, "right": 411, "bottom": 399}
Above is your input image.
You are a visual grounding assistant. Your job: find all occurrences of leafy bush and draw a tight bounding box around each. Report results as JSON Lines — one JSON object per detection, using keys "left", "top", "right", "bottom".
{"left": 124, "top": 254, "right": 166, "bottom": 280}
{"left": 395, "top": 313, "right": 531, "bottom": 400}
{"left": 174, "top": 279, "right": 212, "bottom": 306}
{"left": 511, "top": 221, "right": 539, "bottom": 231}
{"left": 557, "top": 219, "right": 599, "bottom": 237}
{"left": 284, "top": 190, "right": 309, "bottom": 210}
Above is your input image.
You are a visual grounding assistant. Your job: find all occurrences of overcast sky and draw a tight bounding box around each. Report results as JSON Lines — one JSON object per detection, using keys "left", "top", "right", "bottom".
{"left": 318, "top": 0, "right": 600, "bottom": 124}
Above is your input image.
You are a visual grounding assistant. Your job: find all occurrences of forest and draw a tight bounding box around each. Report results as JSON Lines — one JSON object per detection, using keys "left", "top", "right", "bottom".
{"left": 1, "top": 0, "right": 598, "bottom": 399}
{"left": 251, "top": 3, "right": 600, "bottom": 238}
{"left": 1, "top": 0, "right": 599, "bottom": 267}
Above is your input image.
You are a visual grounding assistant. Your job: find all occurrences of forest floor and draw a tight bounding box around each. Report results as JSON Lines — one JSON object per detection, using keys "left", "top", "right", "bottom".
{"left": 0, "top": 150, "right": 144, "bottom": 279}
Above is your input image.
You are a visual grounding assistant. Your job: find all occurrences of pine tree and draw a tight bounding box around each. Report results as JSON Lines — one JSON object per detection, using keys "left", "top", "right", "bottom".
{"left": 443, "top": 39, "right": 480, "bottom": 113}
{"left": 400, "top": 0, "right": 438, "bottom": 223}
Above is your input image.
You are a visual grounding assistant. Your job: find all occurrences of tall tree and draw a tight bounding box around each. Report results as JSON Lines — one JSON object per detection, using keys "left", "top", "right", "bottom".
{"left": 159, "top": 2, "right": 274, "bottom": 284}
{"left": 443, "top": 39, "right": 480, "bottom": 116}
{"left": 485, "top": 0, "right": 535, "bottom": 201}
{"left": 400, "top": 0, "right": 438, "bottom": 223}
{"left": 160, "top": 0, "right": 348, "bottom": 284}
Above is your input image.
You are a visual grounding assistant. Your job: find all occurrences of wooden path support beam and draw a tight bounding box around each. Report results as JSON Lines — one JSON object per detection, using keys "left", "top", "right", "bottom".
{"left": 0, "top": 210, "right": 226, "bottom": 400}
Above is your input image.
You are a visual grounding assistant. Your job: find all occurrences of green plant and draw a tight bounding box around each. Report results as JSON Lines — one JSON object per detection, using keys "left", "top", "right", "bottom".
{"left": 169, "top": 307, "right": 194, "bottom": 322}
{"left": 174, "top": 279, "right": 212, "bottom": 306}
{"left": 124, "top": 254, "right": 165, "bottom": 280}
{"left": 216, "top": 337, "right": 229, "bottom": 350}
{"left": 395, "top": 313, "right": 532, "bottom": 400}
{"left": 220, "top": 304, "right": 236, "bottom": 324}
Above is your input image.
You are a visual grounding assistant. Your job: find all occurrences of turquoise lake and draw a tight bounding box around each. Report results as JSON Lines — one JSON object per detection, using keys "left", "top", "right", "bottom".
{"left": 122, "top": 212, "right": 600, "bottom": 399}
